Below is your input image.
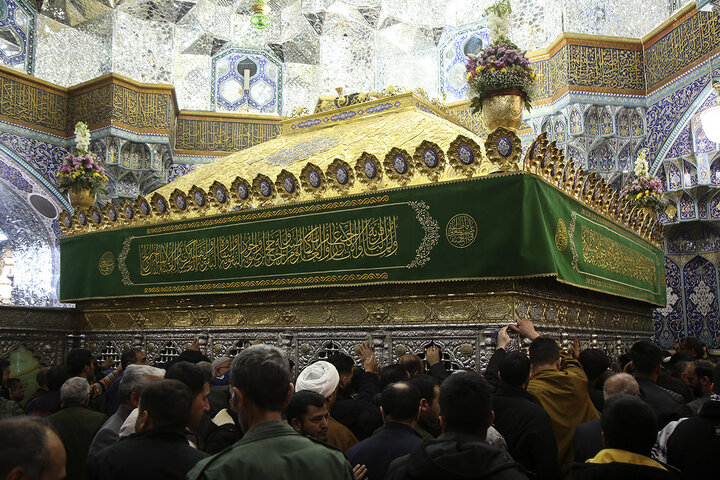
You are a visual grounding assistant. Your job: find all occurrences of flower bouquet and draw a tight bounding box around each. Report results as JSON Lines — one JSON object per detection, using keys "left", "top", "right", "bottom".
{"left": 620, "top": 149, "right": 669, "bottom": 213}
{"left": 466, "top": 0, "right": 536, "bottom": 114}
{"left": 56, "top": 122, "right": 108, "bottom": 199}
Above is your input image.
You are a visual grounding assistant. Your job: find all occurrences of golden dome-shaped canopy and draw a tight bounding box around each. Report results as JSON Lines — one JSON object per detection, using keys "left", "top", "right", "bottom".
{"left": 154, "top": 90, "right": 493, "bottom": 203}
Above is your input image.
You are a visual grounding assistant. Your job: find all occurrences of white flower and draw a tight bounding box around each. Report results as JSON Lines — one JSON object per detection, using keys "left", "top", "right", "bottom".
{"left": 633, "top": 148, "right": 649, "bottom": 177}
{"left": 487, "top": 12, "right": 509, "bottom": 42}
{"left": 634, "top": 158, "right": 649, "bottom": 177}
{"left": 74, "top": 121, "right": 91, "bottom": 153}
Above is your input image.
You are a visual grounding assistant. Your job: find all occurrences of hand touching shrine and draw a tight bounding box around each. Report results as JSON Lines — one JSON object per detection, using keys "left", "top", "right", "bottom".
{"left": 358, "top": 341, "right": 378, "bottom": 374}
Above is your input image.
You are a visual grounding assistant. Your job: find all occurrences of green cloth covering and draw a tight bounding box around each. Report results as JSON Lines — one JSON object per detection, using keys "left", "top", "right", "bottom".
{"left": 60, "top": 173, "right": 666, "bottom": 305}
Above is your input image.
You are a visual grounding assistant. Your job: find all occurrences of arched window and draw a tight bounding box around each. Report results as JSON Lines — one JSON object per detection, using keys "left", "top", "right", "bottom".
{"left": 211, "top": 48, "right": 283, "bottom": 114}
{"left": 438, "top": 25, "right": 491, "bottom": 102}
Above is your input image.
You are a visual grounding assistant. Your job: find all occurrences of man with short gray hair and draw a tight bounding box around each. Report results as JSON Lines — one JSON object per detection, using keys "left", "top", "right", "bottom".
{"left": 573, "top": 372, "right": 641, "bottom": 462}
{"left": 188, "top": 344, "right": 354, "bottom": 480}
{"left": 603, "top": 372, "right": 641, "bottom": 399}
{"left": 88, "top": 364, "right": 165, "bottom": 458}
{"left": 48, "top": 377, "right": 107, "bottom": 480}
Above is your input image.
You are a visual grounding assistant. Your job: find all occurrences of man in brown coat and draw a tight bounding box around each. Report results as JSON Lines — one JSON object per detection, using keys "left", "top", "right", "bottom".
{"left": 295, "top": 360, "right": 359, "bottom": 451}
{"left": 511, "top": 316, "right": 600, "bottom": 474}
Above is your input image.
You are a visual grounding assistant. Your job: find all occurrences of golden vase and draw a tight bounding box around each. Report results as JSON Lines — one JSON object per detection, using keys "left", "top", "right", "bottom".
{"left": 481, "top": 89, "right": 525, "bottom": 131}
{"left": 69, "top": 188, "right": 95, "bottom": 210}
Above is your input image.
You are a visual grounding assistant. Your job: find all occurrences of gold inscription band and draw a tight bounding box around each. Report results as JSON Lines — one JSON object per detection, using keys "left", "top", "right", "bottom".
{"left": 139, "top": 216, "right": 399, "bottom": 277}
{"left": 580, "top": 225, "right": 656, "bottom": 285}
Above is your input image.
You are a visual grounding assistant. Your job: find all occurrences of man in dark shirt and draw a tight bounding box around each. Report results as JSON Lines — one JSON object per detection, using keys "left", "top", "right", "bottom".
{"left": 666, "top": 361, "right": 720, "bottom": 479}
{"left": 485, "top": 326, "right": 560, "bottom": 480}
{"left": 88, "top": 379, "right": 208, "bottom": 480}
{"left": 630, "top": 341, "right": 685, "bottom": 427}
{"left": 348, "top": 381, "right": 424, "bottom": 480}
{"left": 328, "top": 344, "right": 382, "bottom": 440}
{"left": 574, "top": 372, "right": 640, "bottom": 462}
{"left": 578, "top": 348, "right": 611, "bottom": 412}
{"left": 47, "top": 377, "right": 107, "bottom": 480}
{"left": 409, "top": 374, "right": 441, "bottom": 438}
{"left": 386, "top": 372, "right": 528, "bottom": 480}
{"left": 570, "top": 396, "right": 679, "bottom": 480}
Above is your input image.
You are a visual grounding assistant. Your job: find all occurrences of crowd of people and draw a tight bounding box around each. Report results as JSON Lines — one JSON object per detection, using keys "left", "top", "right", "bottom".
{"left": 1, "top": 317, "right": 718, "bottom": 480}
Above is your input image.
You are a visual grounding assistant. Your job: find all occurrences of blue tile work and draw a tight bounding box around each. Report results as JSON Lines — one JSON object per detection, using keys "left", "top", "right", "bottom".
{"left": 666, "top": 124, "right": 693, "bottom": 158}
{"left": 644, "top": 74, "right": 710, "bottom": 169}
{"left": 0, "top": 132, "right": 67, "bottom": 186}
{"left": 0, "top": 158, "right": 32, "bottom": 192}
{"left": 698, "top": 194, "right": 708, "bottom": 220}
{"left": 657, "top": 204, "right": 677, "bottom": 225}
{"left": 569, "top": 107, "right": 582, "bottom": 134}
{"left": 0, "top": 0, "right": 36, "bottom": 75}
{"left": 698, "top": 225, "right": 720, "bottom": 252}
{"left": 667, "top": 229, "right": 697, "bottom": 254}
{"left": 211, "top": 48, "right": 283, "bottom": 114}
{"left": 693, "top": 118, "right": 717, "bottom": 154}
{"left": 711, "top": 194, "right": 720, "bottom": 219}
{"left": 659, "top": 224, "right": 720, "bottom": 349}
{"left": 667, "top": 162, "right": 682, "bottom": 190}
{"left": 567, "top": 145, "right": 584, "bottom": 168}
{"left": 618, "top": 143, "right": 632, "bottom": 171}
{"left": 653, "top": 257, "right": 684, "bottom": 348}
{"left": 167, "top": 163, "right": 197, "bottom": 183}
{"left": 679, "top": 193, "right": 696, "bottom": 220}
{"left": 711, "top": 158, "right": 720, "bottom": 186}
{"left": 682, "top": 256, "right": 720, "bottom": 348}
{"left": 683, "top": 161, "right": 698, "bottom": 188}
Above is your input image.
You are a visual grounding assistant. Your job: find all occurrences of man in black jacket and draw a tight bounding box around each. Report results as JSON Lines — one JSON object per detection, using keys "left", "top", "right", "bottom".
{"left": 386, "top": 371, "right": 528, "bottom": 480}
{"left": 328, "top": 343, "right": 382, "bottom": 440}
{"left": 630, "top": 341, "right": 685, "bottom": 427}
{"left": 665, "top": 361, "right": 720, "bottom": 479}
{"left": 348, "top": 381, "right": 424, "bottom": 480}
{"left": 570, "top": 396, "right": 679, "bottom": 480}
{"left": 485, "top": 326, "right": 560, "bottom": 480}
{"left": 574, "top": 372, "right": 640, "bottom": 462}
{"left": 87, "top": 379, "right": 208, "bottom": 479}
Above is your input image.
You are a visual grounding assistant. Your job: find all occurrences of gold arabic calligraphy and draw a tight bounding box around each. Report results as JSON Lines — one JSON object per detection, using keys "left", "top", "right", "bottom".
{"left": 139, "top": 216, "right": 398, "bottom": 276}
{"left": 580, "top": 225, "right": 656, "bottom": 285}
{"left": 175, "top": 119, "right": 280, "bottom": 152}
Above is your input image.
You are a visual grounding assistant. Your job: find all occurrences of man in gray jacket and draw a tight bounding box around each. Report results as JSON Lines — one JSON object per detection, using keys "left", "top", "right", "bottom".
{"left": 87, "top": 364, "right": 164, "bottom": 458}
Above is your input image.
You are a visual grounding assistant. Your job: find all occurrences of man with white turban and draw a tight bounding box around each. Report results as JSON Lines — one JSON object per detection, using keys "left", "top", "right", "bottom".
{"left": 296, "top": 361, "right": 359, "bottom": 451}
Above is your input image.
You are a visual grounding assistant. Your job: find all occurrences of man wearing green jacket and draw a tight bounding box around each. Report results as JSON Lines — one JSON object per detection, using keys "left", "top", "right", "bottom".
{"left": 188, "top": 344, "right": 354, "bottom": 480}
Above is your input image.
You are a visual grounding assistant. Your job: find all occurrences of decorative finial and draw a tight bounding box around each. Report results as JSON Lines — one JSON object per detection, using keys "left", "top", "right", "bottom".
{"left": 336, "top": 87, "right": 347, "bottom": 106}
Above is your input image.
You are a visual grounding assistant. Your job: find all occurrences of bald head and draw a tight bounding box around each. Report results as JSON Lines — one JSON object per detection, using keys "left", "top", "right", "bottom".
{"left": 381, "top": 381, "right": 421, "bottom": 424}
{"left": 603, "top": 373, "right": 640, "bottom": 401}
{"left": 398, "top": 354, "right": 424, "bottom": 376}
